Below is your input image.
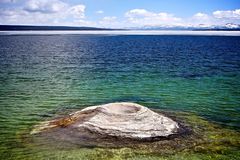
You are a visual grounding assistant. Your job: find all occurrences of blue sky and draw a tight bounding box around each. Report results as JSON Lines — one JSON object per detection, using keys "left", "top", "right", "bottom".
{"left": 0, "top": 0, "right": 239, "bottom": 28}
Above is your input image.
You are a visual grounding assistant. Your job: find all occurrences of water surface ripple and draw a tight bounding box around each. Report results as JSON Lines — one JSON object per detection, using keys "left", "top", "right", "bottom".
{"left": 0, "top": 34, "right": 239, "bottom": 158}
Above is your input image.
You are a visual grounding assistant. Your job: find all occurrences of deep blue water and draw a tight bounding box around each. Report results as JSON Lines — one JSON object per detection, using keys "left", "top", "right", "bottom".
{"left": 0, "top": 34, "right": 240, "bottom": 159}
{"left": 0, "top": 35, "right": 240, "bottom": 128}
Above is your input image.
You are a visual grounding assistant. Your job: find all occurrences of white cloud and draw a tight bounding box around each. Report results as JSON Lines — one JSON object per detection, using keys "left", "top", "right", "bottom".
{"left": 0, "top": 0, "right": 87, "bottom": 26}
{"left": 102, "top": 16, "right": 117, "bottom": 21}
{"left": 193, "top": 12, "right": 209, "bottom": 20}
{"left": 99, "top": 16, "right": 118, "bottom": 27}
{"left": 123, "top": 9, "right": 240, "bottom": 28}
{"left": 213, "top": 9, "right": 240, "bottom": 19}
{"left": 73, "top": 19, "right": 96, "bottom": 26}
{"left": 187, "top": 9, "right": 240, "bottom": 28}
{"left": 125, "top": 9, "right": 182, "bottom": 26}
{"left": 0, "top": 2, "right": 239, "bottom": 28}
{"left": 0, "top": 0, "right": 16, "bottom": 3}
{"left": 68, "top": 5, "right": 85, "bottom": 18}
{"left": 24, "top": 0, "right": 67, "bottom": 13}
{"left": 96, "top": 10, "right": 104, "bottom": 14}
{"left": 125, "top": 9, "right": 153, "bottom": 17}
{"left": 187, "top": 12, "right": 213, "bottom": 27}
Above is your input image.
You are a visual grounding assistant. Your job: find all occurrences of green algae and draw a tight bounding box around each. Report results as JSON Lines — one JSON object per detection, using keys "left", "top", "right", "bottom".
{"left": 5, "top": 110, "right": 239, "bottom": 160}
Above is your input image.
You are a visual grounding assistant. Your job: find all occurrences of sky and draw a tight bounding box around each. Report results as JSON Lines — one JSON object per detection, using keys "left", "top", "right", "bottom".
{"left": 0, "top": 0, "right": 239, "bottom": 28}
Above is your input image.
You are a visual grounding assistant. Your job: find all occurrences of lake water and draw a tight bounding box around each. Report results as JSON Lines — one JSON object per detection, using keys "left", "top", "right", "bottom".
{"left": 0, "top": 32, "right": 240, "bottom": 159}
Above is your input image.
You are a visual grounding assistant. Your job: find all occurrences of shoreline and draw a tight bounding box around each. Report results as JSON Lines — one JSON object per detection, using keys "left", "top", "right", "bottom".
{"left": 1, "top": 30, "right": 240, "bottom": 36}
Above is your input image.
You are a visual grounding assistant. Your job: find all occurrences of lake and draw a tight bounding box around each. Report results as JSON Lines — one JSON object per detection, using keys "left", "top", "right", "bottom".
{"left": 0, "top": 32, "right": 239, "bottom": 159}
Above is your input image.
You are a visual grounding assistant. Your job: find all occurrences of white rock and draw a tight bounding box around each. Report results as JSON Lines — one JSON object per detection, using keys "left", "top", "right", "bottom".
{"left": 31, "top": 102, "right": 179, "bottom": 139}
{"left": 75, "top": 102, "right": 179, "bottom": 138}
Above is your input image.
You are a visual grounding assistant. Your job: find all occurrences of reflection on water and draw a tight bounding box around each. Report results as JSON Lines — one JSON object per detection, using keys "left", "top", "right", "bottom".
{"left": 0, "top": 35, "right": 239, "bottom": 159}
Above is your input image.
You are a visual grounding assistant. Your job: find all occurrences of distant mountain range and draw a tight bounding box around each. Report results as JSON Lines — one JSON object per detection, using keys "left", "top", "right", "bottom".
{"left": 133, "top": 23, "right": 240, "bottom": 31}
{"left": 0, "top": 24, "right": 239, "bottom": 31}
{"left": 0, "top": 25, "right": 116, "bottom": 31}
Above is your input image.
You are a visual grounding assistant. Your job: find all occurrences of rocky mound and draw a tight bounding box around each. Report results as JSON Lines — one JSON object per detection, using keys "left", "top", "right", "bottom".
{"left": 31, "top": 102, "right": 179, "bottom": 140}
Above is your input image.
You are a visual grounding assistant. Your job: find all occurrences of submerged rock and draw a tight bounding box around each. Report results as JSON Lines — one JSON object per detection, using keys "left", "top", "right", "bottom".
{"left": 31, "top": 102, "right": 179, "bottom": 140}
{"left": 20, "top": 106, "right": 240, "bottom": 159}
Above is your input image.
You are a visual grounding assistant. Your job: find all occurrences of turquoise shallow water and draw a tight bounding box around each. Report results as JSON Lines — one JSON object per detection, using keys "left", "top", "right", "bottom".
{"left": 0, "top": 34, "right": 239, "bottom": 159}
